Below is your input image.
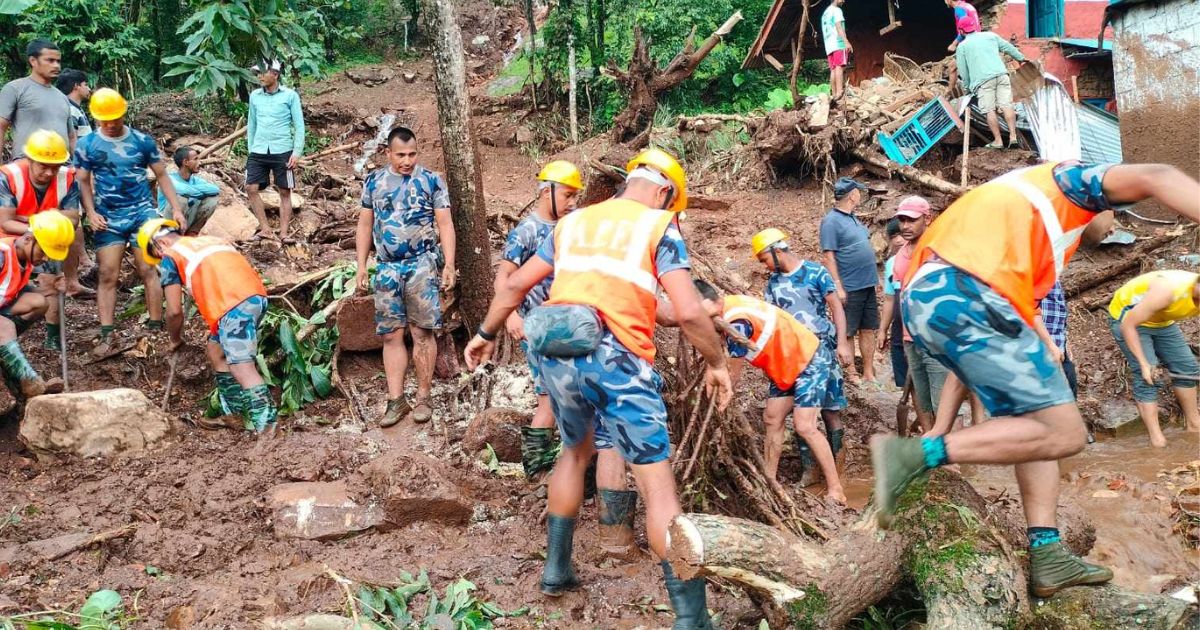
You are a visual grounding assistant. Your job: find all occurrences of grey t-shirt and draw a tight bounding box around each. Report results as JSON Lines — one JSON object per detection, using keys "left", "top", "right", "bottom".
{"left": 0, "top": 77, "right": 73, "bottom": 159}
{"left": 818, "top": 207, "right": 878, "bottom": 292}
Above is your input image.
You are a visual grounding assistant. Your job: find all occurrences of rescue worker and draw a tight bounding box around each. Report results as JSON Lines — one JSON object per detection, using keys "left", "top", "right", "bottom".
{"left": 0, "top": 130, "right": 80, "bottom": 351}
{"left": 138, "top": 219, "right": 277, "bottom": 433}
{"left": 664, "top": 280, "right": 847, "bottom": 503}
{"left": 0, "top": 210, "right": 74, "bottom": 397}
{"left": 750, "top": 228, "right": 851, "bottom": 488}
{"left": 464, "top": 148, "right": 733, "bottom": 629}
{"left": 875, "top": 161, "right": 1200, "bottom": 597}
{"left": 76, "top": 88, "right": 187, "bottom": 355}
{"left": 1108, "top": 270, "right": 1200, "bottom": 446}
{"left": 354, "top": 126, "right": 456, "bottom": 427}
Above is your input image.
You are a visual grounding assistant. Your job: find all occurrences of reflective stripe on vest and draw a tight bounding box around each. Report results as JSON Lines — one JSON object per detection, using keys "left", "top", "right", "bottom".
{"left": 179, "top": 243, "right": 238, "bottom": 293}
{"left": 554, "top": 211, "right": 664, "bottom": 292}
{"left": 1, "top": 161, "right": 75, "bottom": 217}
{"left": 0, "top": 238, "right": 31, "bottom": 307}
{"left": 995, "top": 170, "right": 1087, "bottom": 278}
{"left": 724, "top": 301, "right": 777, "bottom": 362}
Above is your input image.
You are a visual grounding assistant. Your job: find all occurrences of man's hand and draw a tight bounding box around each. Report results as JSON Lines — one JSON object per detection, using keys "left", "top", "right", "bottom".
{"left": 1140, "top": 362, "right": 1155, "bottom": 386}
{"left": 173, "top": 210, "right": 188, "bottom": 233}
{"left": 505, "top": 312, "right": 525, "bottom": 341}
{"left": 876, "top": 333, "right": 888, "bottom": 353}
{"left": 704, "top": 365, "right": 734, "bottom": 411}
{"left": 354, "top": 270, "right": 370, "bottom": 295}
{"left": 287, "top": 154, "right": 299, "bottom": 169}
{"left": 836, "top": 286, "right": 847, "bottom": 303}
{"left": 847, "top": 43, "right": 854, "bottom": 54}
{"left": 464, "top": 334, "right": 496, "bottom": 371}
{"left": 441, "top": 265, "right": 456, "bottom": 292}
{"left": 88, "top": 211, "right": 108, "bottom": 232}
{"left": 837, "top": 341, "right": 854, "bottom": 366}
{"left": 1048, "top": 344, "right": 1065, "bottom": 364}
{"left": 53, "top": 275, "right": 66, "bottom": 293}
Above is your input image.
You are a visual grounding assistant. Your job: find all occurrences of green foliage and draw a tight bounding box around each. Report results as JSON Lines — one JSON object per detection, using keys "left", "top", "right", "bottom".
{"left": 351, "top": 569, "right": 530, "bottom": 629}
{"left": 255, "top": 305, "right": 337, "bottom": 416}
{"left": 786, "top": 585, "right": 829, "bottom": 630}
{"left": 9, "top": 0, "right": 153, "bottom": 88}
{"left": 1, "top": 589, "right": 130, "bottom": 630}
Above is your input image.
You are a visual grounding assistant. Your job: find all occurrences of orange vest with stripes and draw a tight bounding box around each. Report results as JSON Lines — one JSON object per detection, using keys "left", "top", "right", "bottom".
{"left": 0, "top": 237, "right": 32, "bottom": 308}
{"left": 1, "top": 160, "right": 75, "bottom": 219}
{"left": 545, "top": 198, "right": 677, "bottom": 362}
{"left": 723, "top": 295, "right": 820, "bottom": 390}
{"left": 162, "top": 236, "right": 266, "bottom": 332}
{"left": 904, "top": 162, "right": 1098, "bottom": 326}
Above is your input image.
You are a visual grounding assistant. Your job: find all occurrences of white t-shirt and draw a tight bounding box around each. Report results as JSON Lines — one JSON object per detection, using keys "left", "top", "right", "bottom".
{"left": 821, "top": 5, "right": 847, "bottom": 54}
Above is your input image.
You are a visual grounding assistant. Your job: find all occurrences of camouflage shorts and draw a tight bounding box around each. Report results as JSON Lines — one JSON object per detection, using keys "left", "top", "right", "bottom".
{"left": 769, "top": 338, "right": 846, "bottom": 410}
{"left": 374, "top": 255, "right": 442, "bottom": 334}
{"left": 209, "top": 295, "right": 267, "bottom": 365}
{"left": 901, "top": 264, "right": 1073, "bottom": 417}
{"left": 520, "top": 340, "right": 548, "bottom": 396}
{"left": 536, "top": 331, "right": 670, "bottom": 464}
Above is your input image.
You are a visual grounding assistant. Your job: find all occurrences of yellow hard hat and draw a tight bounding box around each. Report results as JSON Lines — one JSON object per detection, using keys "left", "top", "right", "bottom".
{"left": 537, "top": 160, "right": 583, "bottom": 190}
{"left": 626, "top": 148, "right": 688, "bottom": 212}
{"left": 28, "top": 210, "right": 75, "bottom": 261}
{"left": 89, "top": 88, "right": 128, "bottom": 121}
{"left": 751, "top": 228, "right": 789, "bottom": 256}
{"left": 23, "top": 130, "right": 69, "bottom": 165}
{"left": 136, "top": 218, "right": 180, "bottom": 265}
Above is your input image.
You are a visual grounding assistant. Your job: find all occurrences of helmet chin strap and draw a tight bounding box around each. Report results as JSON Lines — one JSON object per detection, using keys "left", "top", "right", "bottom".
{"left": 550, "top": 183, "right": 559, "bottom": 219}
{"left": 770, "top": 246, "right": 781, "bottom": 271}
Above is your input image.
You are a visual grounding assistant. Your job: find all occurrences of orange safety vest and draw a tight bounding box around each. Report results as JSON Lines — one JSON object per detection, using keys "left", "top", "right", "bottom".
{"left": 0, "top": 237, "right": 32, "bottom": 309}
{"left": 1, "top": 160, "right": 75, "bottom": 219}
{"left": 904, "top": 162, "right": 1098, "bottom": 326}
{"left": 162, "top": 236, "right": 266, "bottom": 333}
{"left": 723, "top": 295, "right": 820, "bottom": 390}
{"left": 546, "top": 198, "right": 677, "bottom": 362}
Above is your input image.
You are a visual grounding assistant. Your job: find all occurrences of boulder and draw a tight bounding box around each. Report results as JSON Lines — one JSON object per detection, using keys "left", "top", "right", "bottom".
{"left": 268, "top": 481, "right": 383, "bottom": 541}
{"left": 20, "top": 389, "right": 172, "bottom": 458}
{"left": 337, "top": 296, "right": 381, "bottom": 352}
{"left": 462, "top": 408, "right": 530, "bottom": 462}
{"left": 348, "top": 452, "right": 473, "bottom": 529}
{"left": 1093, "top": 399, "right": 1144, "bottom": 438}
{"left": 199, "top": 201, "right": 259, "bottom": 242}
{"left": 259, "top": 190, "right": 306, "bottom": 212}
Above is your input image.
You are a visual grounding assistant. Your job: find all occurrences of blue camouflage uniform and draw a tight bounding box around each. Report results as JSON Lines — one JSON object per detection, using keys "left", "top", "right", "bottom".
{"left": 159, "top": 257, "right": 266, "bottom": 365}
{"left": 361, "top": 165, "right": 450, "bottom": 333}
{"left": 901, "top": 161, "right": 1115, "bottom": 417}
{"left": 74, "top": 127, "right": 163, "bottom": 249}
{"left": 764, "top": 261, "right": 846, "bottom": 410}
{"left": 502, "top": 212, "right": 556, "bottom": 395}
{"left": 532, "top": 219, "right": 690, "bottom": 465}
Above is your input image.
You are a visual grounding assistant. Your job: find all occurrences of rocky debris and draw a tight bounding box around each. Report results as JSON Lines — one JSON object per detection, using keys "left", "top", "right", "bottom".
{"left": 344, "top": 67, "right": 395, "bottom": 87}
{"left": 263, "top": 615, "right": 383, "bottom": 630}
{"left": 1092, "top": 399, "right": 1144, "bottom": 437}
{"left": 259, "top": 189, "right": 306, "bottom": 212}
{"left": 347, "top": 451, "right": 473, "bottom": 529}
{"left": 402, "top": 72, "right": 418, "bottom": 84}
{"left": 267, "top": 481, "right": 383, "bottom": 540}
{"left": 514, "top": 125, "right": 535, "bottom": 146}
{"left": 20, "top": 389, "right": 172, "bottom": 458}
{"left": 337, "top": 296, "right": 382, "bottom": 352}
{"left": 199, "top": 201, "right": 258, "bottom": 242}
{"left": 471, "top": 35, "right": 491, "bottom": 48}
{"left": 462, "top": 407, "right": 530, "bottom": 461}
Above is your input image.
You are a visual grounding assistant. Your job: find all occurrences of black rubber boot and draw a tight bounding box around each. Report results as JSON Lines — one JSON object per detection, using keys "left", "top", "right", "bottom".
{"left": 540, "top": 515, "right": 581, "bottom": 596}
{"left": 661, "top": 560, "right": 714, "bottom": 630}
{"left": 827, "top": 427, "right": 845, "bottom": 457}
{"left": 597, "top": 489, "right": 639, "bottom": 559}
{"left": 795, "top": 433, "right": 820, "bottom": 487}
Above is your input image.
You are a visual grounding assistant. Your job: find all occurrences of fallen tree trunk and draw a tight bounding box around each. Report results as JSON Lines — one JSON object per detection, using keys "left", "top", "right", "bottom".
{"left": 667, "top": 470, "right": 1191, "bottom": 629}
{"left": 1062, "top": 232, "right": 1175, "bottom": 299}
{"left": 849, "top": 147, "right": 967, "bottom": 197}
{"left": 197, "top": 125, "right": 247, "bottom": 159}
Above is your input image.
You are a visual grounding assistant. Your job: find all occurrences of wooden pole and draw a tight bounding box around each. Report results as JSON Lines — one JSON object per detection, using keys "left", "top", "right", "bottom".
{"left": 960, "top": 106, "right": 971, "bottom": 188}
{"left": 197, "top": 126, "right": 247, "bottom": 159}
{"left": 569, "top": 31, "right": 579, "bottom": 144}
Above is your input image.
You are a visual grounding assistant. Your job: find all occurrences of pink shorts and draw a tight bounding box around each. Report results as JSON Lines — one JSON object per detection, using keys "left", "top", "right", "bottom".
{"left": 827, "top": 50, "right": 848, "bottom": 68}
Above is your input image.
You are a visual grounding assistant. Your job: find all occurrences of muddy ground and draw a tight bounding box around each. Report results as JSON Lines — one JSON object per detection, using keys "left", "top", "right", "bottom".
{"left": 3, "top": 15, "right": 1200, "bottom": 629}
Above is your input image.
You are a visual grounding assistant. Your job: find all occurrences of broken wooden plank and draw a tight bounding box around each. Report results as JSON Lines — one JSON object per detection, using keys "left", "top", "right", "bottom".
{"left": 763, "top": 54, "right": 785, "bottom": 72}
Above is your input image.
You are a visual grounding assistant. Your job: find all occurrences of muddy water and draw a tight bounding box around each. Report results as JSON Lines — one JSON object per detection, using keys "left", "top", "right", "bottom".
{"left": 843, "top": 427, "right": 1199, "bottom": 592}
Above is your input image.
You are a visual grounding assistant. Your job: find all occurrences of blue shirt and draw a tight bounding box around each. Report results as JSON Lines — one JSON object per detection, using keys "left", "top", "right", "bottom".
{"left": 159, "top": 256, "right": 181, "bottom": 287}
{"left": 74, "top": 127, "right": 161, "bottom": 217}
{"left": 883, "top": 256, "right": 901, "bottom": 296}
{"left": 360, "top": 165, "right": 451, "bottom": 263}
{"left": 727, "top": 320, "right": 754, "bottom": 358}
{"left": 819, "top": 208, "right": 878, "bottom": 292}
{"left": 502, "top": 212, "right": 556, "bottom": 317}
{"left": 158, "top": 171, "right": 220, "bottom": 213}
{"left": 1051, "top": 161, "right": 1116, "bottom": 213}
{"left": 247, "top": 86, "right": 305, "bottom": 155}
{"left": 765, "top": 260, "right": 837, "bottom": 340}
{"left": 1040, "top": 281, "right": 1068, "bottom": 350}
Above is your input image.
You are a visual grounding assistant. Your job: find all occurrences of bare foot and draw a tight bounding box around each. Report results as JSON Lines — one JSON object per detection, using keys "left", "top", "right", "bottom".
{"left": 1186, "top": 423, "right": 1200, "bottom": 434}
{"left": 1149, "top": 434, "right": 1168, "bottom": 448}
{"left": 827, "top": 487, "right": 848, "bottom": 505}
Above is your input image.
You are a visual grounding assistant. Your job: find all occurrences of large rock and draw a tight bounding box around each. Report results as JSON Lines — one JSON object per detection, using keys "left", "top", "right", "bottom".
{"left": 1093, "top": 399, "right": 1145, "bottom": 438}
{"left": 199, "top": 201, "right": 259, "bottom": 242}
{"left": 347, "top": 452, "right": 472, "bottom": 529}
{"left": 337, "top": 296, "right": 381, "bottom": 351}
{"left": 259, "top": 190, "right": 306, "bottom": 212}
{"left": 268, "top": 481, "right": 383, "bottom": 541}
{"left": 20, "top": 389, "right": 172, "bottom": 458}
{"left": 462, "top": 408, "right": 530, "bottom": 462}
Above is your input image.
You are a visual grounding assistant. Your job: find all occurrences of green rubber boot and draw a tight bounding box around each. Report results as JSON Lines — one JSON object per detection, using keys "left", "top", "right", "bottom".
{"left": 1029, "top": 542, "right": 1114, "bottom": 597}
{"left": 795, "top": 433, "right": 821, "bottom": 487}
{"left": 244, "top": 384, "right": 278, "bottom": 433}
{"left": 0, "top": 339, "right": 59, "bottom": 398}
{"left": 44, "top": 323, "right": 61, "bottom": 352}
{"left": 597, "top": 489, "right": 639, "bottom": 560}
{"left": 520, "top": 426, "right": 558, "bottom": 478}
{"left": 661, "top": 560, "right": 714, "bottom": 630}
{"left": 870, "top": 435, "right": 929, "bottom": 529}
{"left": 540, "top": 515, "right": 581, "bottom": 597}
{"left": 214, "top": 372, "right": 245, "bottom": 420}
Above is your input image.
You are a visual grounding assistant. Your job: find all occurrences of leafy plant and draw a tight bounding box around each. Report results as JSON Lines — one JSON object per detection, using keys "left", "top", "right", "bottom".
{"left": 254, "top": 306, "right": 336, "bottom": 416}
{"left": 351, "top": 569, "right": 529, "bottom": 630}
{"left": 1, "top": 588, "right": 129, "bottom": 630}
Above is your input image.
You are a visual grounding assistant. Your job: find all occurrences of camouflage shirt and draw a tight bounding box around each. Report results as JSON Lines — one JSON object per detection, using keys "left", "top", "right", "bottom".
{"left": 360, "top": 164, "right": 451, "bottom": 262}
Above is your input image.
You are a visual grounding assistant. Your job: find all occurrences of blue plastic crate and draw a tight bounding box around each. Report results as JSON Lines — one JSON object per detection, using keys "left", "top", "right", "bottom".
{"left": 876, "top": 96, "right": 960, "bottom": 166}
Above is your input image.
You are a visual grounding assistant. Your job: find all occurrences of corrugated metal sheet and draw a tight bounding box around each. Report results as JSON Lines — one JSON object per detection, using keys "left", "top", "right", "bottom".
{"left": 1076, "top": 102, "right": 1123, "bottom": 163}
{"left": 1053, "top": 37, "right": 1113, "bottom": 51}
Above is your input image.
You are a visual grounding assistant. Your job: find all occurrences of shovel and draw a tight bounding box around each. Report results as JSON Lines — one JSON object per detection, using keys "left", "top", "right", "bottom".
{"left": 896, "top": 374, "right": 915, "bottom": 437}
{"left": 57, "top": 293, "right": 68, "bottom": 391}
